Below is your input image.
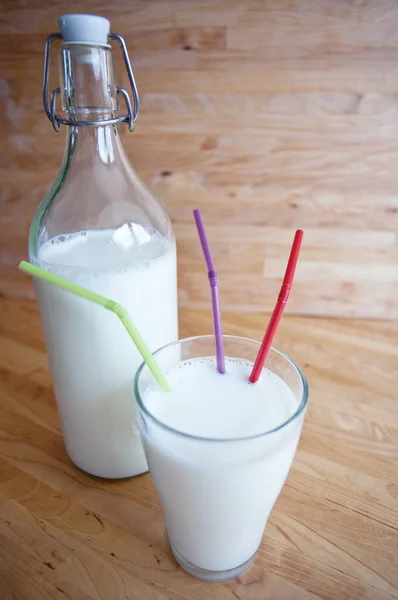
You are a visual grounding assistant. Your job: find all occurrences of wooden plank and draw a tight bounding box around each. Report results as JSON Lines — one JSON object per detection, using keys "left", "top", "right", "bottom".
{"left": 2, "top": 0, "right": 398, "bottom": 318}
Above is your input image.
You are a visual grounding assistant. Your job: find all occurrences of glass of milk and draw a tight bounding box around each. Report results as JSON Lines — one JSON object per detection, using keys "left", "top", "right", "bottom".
{"left": 135, "top": 334, "right": 308, "bottom": 582}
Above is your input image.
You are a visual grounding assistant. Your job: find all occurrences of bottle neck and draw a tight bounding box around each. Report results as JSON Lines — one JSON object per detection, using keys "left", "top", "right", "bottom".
{"left": 60, "top": 42, "right": 130, "bottom": 169}
{"left": 60, "top": 42, "right": 118, "bottom": 123}
{"left": 66, "top": 124, "right": 124, "bottom": 167}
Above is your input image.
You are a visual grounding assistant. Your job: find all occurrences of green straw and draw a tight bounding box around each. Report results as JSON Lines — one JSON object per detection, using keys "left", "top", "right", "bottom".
{"left": 18, "top": 260, "right": 172, "bottom": 393}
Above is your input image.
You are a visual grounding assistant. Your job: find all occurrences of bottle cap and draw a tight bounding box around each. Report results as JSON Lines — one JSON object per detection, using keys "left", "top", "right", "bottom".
{"left": 59, "top": 14, "right": 110, "bottom": 45}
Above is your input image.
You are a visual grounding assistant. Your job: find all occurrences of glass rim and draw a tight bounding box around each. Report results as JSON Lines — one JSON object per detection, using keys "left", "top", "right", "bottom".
{"left": 134, "top": 334, "right": 309, "bottom": 443}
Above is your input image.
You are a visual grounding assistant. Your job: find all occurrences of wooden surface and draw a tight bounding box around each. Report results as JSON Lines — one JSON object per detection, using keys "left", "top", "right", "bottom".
{"left": 0, "top": 299, "right": 397, "bottom": 600}
{"left": 1, "top": 0, "right": 398, "bottom": 318}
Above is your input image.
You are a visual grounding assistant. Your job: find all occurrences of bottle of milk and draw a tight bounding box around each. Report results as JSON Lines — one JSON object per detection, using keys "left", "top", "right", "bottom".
{"left": 29, "top": 15, "right": 178, "bottom": 479}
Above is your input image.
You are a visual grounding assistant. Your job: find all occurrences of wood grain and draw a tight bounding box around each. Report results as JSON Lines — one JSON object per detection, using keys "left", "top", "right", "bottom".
{"left": 1, "top": 0, "right": 398, "bottom": 317}
{"left": 0, "top": 299, "right": 397, "bottom": 599}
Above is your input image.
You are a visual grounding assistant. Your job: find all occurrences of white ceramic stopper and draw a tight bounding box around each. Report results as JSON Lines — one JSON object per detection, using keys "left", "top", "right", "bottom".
{"left": 59, "top": 14, "right": 110, "bottom": 44}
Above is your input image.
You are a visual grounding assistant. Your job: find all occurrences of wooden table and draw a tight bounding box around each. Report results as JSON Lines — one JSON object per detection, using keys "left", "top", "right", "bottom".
{"left": 0, "top": 299, "right": 397, "bottom": 600}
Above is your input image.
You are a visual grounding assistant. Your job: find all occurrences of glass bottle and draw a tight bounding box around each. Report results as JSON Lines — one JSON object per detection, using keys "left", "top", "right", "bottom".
{"left": 29, "top": 15, "right": 178, "bottom": 479}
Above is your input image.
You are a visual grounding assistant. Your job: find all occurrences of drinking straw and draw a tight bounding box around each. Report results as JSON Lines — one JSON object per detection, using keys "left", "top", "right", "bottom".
{"left": 193, "top": 209, "right": 226, "bottom": 374}
{"left": 18, "top": 260, "right": 172, "bottom": 392}
{"left": 249, "top": 229, "right": 304, "bottom": 384}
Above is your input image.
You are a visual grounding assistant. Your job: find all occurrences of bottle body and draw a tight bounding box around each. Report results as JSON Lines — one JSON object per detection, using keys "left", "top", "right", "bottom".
{"left": 30, "top": 33, "right": 178, "bottom": 478}
{"left": 31, "top": 228, "right": 177, "bottom": 478}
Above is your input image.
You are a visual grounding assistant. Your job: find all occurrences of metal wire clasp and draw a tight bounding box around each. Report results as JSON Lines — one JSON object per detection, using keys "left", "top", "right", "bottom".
{"left": 43, "top": 32, "right": 140, "bottom": 132}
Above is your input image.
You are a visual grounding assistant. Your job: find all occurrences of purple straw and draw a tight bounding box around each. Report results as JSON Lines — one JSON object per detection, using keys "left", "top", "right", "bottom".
{"left": 193, "top": 209, "right": 226, "bottom": 374}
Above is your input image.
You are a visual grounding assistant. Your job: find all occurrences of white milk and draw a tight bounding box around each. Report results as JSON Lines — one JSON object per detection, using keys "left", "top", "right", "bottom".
{"left": 141, "top": 357, "right": 303, "bottom": 573}
{"left": 34, "top": 228, "right": 178, "bottom": 479}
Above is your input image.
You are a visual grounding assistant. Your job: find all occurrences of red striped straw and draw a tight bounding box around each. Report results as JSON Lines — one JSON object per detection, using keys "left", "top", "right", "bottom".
{"left": 249, "top": 229, "right": 304, "bottom": 384}
{"left": 193, "top": 209, "right": 226, "bottom": 374}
